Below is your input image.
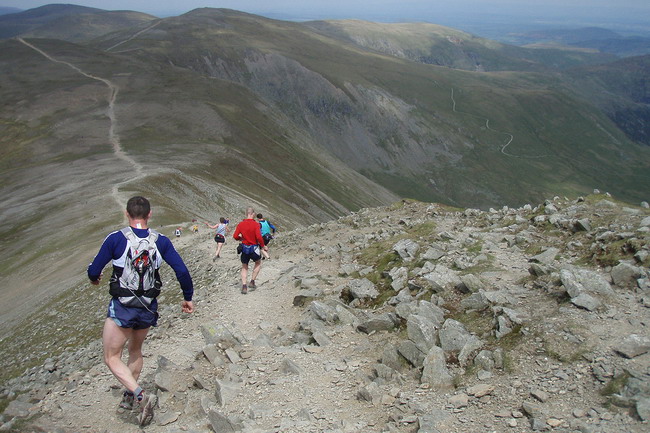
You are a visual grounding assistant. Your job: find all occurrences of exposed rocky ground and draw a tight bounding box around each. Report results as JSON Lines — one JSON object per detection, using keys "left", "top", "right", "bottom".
{"left": 1, "top": 193, "right": 649, "bottom": 433}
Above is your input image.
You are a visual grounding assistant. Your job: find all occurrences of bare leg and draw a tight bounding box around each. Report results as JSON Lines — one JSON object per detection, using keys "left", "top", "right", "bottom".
{"left": 126, "top": 327, "right": 149, "bottom": 383}
{"left": 103, "top": 318, "right": 149, "bottom": 393}
{"left": 250, "top": 259, "right": 262, "bottom": 283}
{"left": 240, "top": 263, "right": 249, "bottom": 286}
{"left": 215, "top": 242, "right": 224, "bottom": 257}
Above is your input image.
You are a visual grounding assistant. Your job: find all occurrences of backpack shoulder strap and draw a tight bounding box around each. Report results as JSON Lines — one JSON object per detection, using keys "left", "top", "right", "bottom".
{"left": 148, "top": 229, "right": 160, "bottom": 243}
{"left": 121, "top": 227, "right": 136, "bottom": 245}
{"left": 121, "top": 227, "right": 159, "bottom": 241}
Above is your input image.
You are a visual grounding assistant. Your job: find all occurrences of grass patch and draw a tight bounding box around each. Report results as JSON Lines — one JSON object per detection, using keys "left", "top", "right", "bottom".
{"left": 495, "top": 325, "right": 524, "bottom": 350}
{"left": 377, "top": 252, "right": 402, "bottom": 274}
{"left": 457, "top": 254, "right": 498, "bottom": 274}
{"left": 388, "top": 198, "right": 423, "bottom": 211}
{"left": 524, "top": 244, "right": 545, "bottom": 256}
{"left": 355, "top": 214, "right": 444, "bottom": 282}
{"left": 499, "top": 350, "right": 516, "bottom": 373}
{"left": 466, "top": 240, "right": 484, "bottom": 255}
{"left": 0, "top": 397, "right": 9, "bottom": 414}
{"left": 600, "top": 372, "right": 631, "bottom": 397}
{"left": 370, "top": 288, "right": 398, "bottom": 308}
{"left": 453, "top": 309, "right": 494, "bottom": 338}
{"left": 542, "top": 334, "right": 592, "bottom": 363}
{"left": 410, "top": 220, "right": 438, "bottom": 239}
{"left": 586, "top": 238, "right": 648, "bottom": 268}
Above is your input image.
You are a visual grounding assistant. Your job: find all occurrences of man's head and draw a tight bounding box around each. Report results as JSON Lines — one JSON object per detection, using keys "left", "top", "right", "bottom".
{"left": 126, "top": 196, "right": 151, "bottom": 220}
{"left": 256, "top": 213, "right": 263, "bottom": 219}
{"left": 246, "top": 207, "right": 255, "bottom": 218}
{"left": 220, "top": 217, "right": 226, "bottom": 223}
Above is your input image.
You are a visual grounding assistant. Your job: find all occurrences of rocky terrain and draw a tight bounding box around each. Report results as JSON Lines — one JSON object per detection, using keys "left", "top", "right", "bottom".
{"left": 1, "top": 193, "right": 649, "bottom": 433}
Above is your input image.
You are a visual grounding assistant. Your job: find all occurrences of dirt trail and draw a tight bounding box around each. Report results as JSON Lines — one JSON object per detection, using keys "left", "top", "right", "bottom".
{"left": 18, "top": 38, "right": 143, "bottom": 207}
{"left": 35, "top": 225, "right": 390, "bottom": 432}
{"left": 105, "top": 21, "right": 162, "bottom": 52}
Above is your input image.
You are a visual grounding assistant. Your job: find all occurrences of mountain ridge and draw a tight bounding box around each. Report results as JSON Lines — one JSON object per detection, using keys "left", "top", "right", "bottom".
{"left": 0, "top": 4, "right": 107, "bottom": 38}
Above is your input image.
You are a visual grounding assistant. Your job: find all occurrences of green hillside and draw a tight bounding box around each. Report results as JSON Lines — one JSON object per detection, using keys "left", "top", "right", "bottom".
{"left": 93, "top": 8, "right": 649, "bottom": 207}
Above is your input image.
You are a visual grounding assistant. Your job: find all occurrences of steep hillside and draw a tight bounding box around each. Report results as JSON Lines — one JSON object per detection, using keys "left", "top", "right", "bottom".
{"left": 0, "top": 4, "right": 106, "bottom": 38}
{"left": 94, "top": 8, "right": 649, "bottom": 206}
{"left": 0, "top": 7, "right": 20, "bottom": 16}
{"left": 564, "top": 55, "right": 650, "bottom": 146}
{"left": 573, "top": 36, "right": 650, "bottom": 58}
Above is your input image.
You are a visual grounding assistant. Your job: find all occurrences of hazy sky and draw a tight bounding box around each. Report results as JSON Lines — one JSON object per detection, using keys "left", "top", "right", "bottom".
{"left": 2, "top": 1, "right": 649, "bottom": 29}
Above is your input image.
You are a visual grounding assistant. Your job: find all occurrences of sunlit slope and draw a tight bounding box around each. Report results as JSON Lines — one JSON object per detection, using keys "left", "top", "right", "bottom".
{"left": 95, "top": 8, "right": 650, "bottom": 207}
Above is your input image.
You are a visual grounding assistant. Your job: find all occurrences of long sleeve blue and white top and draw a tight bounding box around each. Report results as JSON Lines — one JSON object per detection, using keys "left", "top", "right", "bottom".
{"left": 87, "top": 227, "right": 193, "bottom": 301}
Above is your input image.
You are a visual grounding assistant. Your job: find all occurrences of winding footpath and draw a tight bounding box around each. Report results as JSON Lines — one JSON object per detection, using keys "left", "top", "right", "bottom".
{"left": 450, "top": 88, "right": 546, "bottom": 159}
{"left": 18, "top": 38, "right": 143, "bottom": 205}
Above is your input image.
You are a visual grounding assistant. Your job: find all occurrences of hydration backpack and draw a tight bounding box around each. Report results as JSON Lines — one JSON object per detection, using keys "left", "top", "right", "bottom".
{"left": 109, "top": 227, "right": 163, "bottom": 307}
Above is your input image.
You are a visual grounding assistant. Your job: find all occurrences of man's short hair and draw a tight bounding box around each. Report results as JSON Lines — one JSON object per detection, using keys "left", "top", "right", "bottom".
{"left": 246, "top": 207, "right": 255, "bottom": 217}
{"left": 256, "top": 213, "right": 263, "bottom": 219}
{"left": 126, "top": 196, "right": 151, "bottom": 219}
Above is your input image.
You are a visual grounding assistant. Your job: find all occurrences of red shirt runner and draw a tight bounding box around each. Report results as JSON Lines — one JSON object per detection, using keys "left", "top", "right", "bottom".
{"left": 232, "top": 218, "right": 265, "bottom": 246}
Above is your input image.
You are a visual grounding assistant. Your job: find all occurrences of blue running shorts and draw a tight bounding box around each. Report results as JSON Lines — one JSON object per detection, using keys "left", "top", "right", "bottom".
{"left": 107, "top": 298, "right": 158, "bottom": 329}
{"left": 240, "top": 245, "right": 261, "bottom": 264}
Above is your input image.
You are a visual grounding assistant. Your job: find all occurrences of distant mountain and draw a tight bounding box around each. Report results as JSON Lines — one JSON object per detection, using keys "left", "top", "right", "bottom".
{"left": 510, "top": 27, "right": 650, "bottom": 57}
{"left": 1, "top": 6, "right": 649, "bottom": 331}
{"left": 0, "top": 4, "right": 101, "bottom": 38}
{"left": 303, "top": 20, "right": 616, "bottom": 72}
{"left": 0, "top": 7, "right": 21, "bottom": 16}
{"left": 520, "top": 27, "right": 622, "bottom": 44}
{"left": 570, "top": 36, "right": 650, "bottom": 58}
{"left": 0, "top": 3, "right": 157, "bottom": 40}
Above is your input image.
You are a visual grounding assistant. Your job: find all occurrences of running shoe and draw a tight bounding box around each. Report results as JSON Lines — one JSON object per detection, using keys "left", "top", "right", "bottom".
{"left": 249, "top": 280, "right": 256, "bottom": 291}
{"left": 119, "top": 390, "right": 134, "bottom": 410}
{"left": 241, "top": 284, "right": 248, "bottom": 294}
{"left": 137, "top": 393, "right": 157, "bottom": 426}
